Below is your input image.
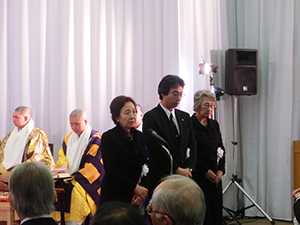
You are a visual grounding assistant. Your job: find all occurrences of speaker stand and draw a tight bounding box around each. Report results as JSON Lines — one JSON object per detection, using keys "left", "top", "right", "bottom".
{"left": 222, "top": 96, "right": 275, "bottom": 225}
{"left": 223, "top": 174, "right": 275, "bottom": 224}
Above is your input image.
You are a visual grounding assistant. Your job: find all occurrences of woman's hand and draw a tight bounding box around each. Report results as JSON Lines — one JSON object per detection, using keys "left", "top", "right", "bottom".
{"left": 134, "top": 184, "right": 148, "bottom": 200}
{"left": 205, "top": 169, "right": 217, "bottom": 183}
{"left": 215, "top": 170, "right": 223, "bottom": 184}
{"left": 131, "top": 194, "right": 143, "bottom": 206}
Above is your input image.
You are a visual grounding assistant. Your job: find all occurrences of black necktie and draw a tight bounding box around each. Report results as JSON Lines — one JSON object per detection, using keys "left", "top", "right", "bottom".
{"left": 170, "top": 114, "right": 179, "bottom": 136}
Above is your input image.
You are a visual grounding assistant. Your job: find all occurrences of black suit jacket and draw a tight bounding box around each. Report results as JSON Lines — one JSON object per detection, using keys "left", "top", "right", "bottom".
{"left": 295, "top": 198, "right": 300, "bottom": 223}
{"left": 22, "top": 218, "right": 57, "bottom": 225}
{"left": 143, "top": 104, "right": 196, "bottom": 192}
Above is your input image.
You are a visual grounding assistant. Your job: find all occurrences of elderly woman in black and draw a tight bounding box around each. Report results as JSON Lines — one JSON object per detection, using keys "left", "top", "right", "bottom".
{"left": 191, "top": 90, "right": 226, "bottom": 225}
{"left": 100, "top": 95, "right": 148, "bottom": 206}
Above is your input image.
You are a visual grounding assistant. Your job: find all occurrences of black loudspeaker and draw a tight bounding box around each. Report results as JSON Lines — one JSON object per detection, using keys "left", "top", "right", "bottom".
{"left": 225, "top": 49, "right": 258, "bottom": 95}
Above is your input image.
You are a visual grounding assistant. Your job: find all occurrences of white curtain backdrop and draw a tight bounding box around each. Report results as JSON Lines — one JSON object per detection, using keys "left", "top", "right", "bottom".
{"left": 225, "top": 0, "right": 296, "bottom": 220}
{"left": 0, "top": 0, "right": 298, "bottom": 221}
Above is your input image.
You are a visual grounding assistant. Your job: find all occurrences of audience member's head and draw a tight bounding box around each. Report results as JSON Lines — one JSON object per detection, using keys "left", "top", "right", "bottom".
{"left": 135, "top": 104, "right": 143, "bottom": 129}
{"left": 92, "top": 201, "right": 146, "bottom": 225}
{"left": 69, "top": 109, "right": 88, "bottom": 136}
{"left": 147, "top": 175, "right": 206, "bottom": 225}
{"left": 9, "top": 162, "right": 55, "bottom": 220}
{"left": 13, "top": 106, "right": 31, "bottom": 130}
{"left": 158, "top": 75, "right": 185, "bottom": 100}
{"left": 110, "top": 95, "right": 137, "bottom": 125}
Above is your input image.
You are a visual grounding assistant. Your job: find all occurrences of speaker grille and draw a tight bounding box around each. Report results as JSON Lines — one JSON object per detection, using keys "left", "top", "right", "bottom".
{"left": 234, "top": 68, "right": 256, "bottom": 94}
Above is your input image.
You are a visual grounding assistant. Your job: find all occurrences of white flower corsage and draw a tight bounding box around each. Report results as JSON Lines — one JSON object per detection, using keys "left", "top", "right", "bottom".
{"left": 138, "top": 164, "right": 149, "bottom": 184}
{"left": 217, "top": 147, "right": 224, "bottom": 165}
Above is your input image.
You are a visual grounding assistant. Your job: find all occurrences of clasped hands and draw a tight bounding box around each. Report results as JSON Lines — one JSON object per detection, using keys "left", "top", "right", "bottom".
{"left": 131, "top": 184, "right": 148, "bottom": 206}
{"left": 205, "top": 169, "right": 223, "bottom": 184}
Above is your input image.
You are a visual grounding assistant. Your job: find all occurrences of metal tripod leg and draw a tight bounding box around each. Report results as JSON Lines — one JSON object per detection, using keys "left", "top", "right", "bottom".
{"left": 230, "top": 179, "right": 275, "bottom": 224}
{"left": 222, "top": 178, "right": 234, "bottom": 194}
{"left": 222, "top": 178, "right": 243, "bottom": 225}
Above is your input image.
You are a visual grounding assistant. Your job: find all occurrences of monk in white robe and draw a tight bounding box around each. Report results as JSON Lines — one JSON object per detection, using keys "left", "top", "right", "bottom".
{"left": 0, "top": 106, "right": 54, "bottom": 191}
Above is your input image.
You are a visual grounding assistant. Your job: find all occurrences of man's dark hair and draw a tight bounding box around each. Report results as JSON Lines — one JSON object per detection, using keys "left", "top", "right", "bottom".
{"left": 92, "top": 201, "right": 146, "bottom": 225}
{"left": 157, "top": 75, "right": 185, "bottom": 100}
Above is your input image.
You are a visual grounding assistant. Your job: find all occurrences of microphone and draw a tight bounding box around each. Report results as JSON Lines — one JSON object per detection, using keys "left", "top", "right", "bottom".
{"left": 147, "top": 128, "right": 168, "bottom": 144}
{"left": 147, "top": 128, "right": 173, "bottom": 175}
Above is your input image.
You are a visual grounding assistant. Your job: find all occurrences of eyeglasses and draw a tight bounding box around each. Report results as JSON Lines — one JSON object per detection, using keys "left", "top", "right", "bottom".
{"left": 145, "top": 204, "right": 174, "bottom": 221}
{"left": 171, "top": 91, "right": 185, "bottom": 98}
{"left": 202, "top": 102, "right": 215, "bottom": 109}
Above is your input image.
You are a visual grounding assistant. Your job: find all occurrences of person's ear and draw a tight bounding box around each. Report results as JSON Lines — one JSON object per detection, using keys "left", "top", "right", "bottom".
{"left": 162, "top": 215, "right": 173, "bottom": 225}
{"left": 23, "top": 115, "right": 28, "bottom": 122}
{"left": 8, "top": 193, "right": 13, "bottom": 208}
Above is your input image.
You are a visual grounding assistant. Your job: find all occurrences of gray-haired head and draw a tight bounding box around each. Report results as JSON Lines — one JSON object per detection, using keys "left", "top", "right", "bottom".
{"left": 193, "top": 90, "right": 216, "bottom": 112}
{"left": 14, "top": 106, "right": 31, "bottom": 120}
{"left": 150, "top": 174, "right": 206, "bottom": 225}
{"left": 9, "top": 162, "right": 55, "bottom": 219}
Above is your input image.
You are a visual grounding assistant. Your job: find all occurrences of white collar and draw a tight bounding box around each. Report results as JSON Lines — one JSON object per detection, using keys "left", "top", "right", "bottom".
{"left": 160, "top": 103, "right": 175, "bottom": 118}
{"left": 21, "top": 214, "right": 52, "bottom": 225}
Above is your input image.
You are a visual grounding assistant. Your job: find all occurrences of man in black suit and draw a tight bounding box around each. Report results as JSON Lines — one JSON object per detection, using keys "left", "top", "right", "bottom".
{"left": 9, "top": 162, "right": 57, "bottom": 225}
{"left": 293, "top": 188, "right": 300, "bottom": 224}
{"left": 143, "top": 74, "right": 196, "bottom": 194}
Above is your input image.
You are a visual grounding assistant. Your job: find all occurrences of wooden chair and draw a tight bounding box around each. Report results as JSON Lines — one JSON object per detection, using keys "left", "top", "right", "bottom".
{"left": 0, "top": 193, "right": 19, "bottom": 225}
{"left": 0, "top": 202, "right": 19, "bottom": 225}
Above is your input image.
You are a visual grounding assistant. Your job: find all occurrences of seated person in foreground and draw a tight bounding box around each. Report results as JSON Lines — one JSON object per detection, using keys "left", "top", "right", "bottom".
{"left": 147, "top": 174, "right": 206, "bottom": 225}
{"left": 52, "top": 109, "right": 105, "bottom": 225}
{"left": 0, "top": 106, "right": 54, "bottom": 191}
{"left": 92, "top": 201, "right": 146, "bottom": 225}
{"left": 9, "top": 162, "right": 57, "bottom": 225}
{"left": 293, "top": 188, "right": 300, "bottom": 225}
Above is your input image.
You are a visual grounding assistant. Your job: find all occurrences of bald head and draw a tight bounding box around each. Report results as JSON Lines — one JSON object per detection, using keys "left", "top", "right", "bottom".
{"left": 69, "top": 109, "right": 88, "bottom": 136}
{"left": 70, "top": 109, "right": 86, "bottom": 119}
{"left": 14, "top": 106, "right": 31, "bottom": 118}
